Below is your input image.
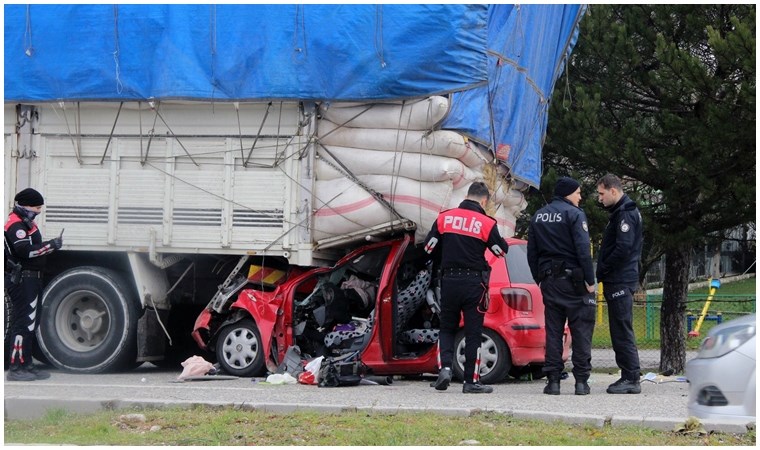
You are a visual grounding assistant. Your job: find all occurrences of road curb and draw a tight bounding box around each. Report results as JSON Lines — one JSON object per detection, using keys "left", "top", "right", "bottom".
{"left": 4, "top": 396, "right": 754, "bottom": 435}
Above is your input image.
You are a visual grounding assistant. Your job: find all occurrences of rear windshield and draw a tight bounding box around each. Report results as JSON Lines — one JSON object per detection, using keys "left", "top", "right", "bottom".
{"left": 506, "top": 243, "right": 535, "bottom": 284}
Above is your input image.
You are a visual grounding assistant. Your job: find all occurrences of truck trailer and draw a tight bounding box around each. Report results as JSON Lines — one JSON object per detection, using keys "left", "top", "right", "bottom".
{"left": 4, "top": 5, "right": 585, "bottom": 373}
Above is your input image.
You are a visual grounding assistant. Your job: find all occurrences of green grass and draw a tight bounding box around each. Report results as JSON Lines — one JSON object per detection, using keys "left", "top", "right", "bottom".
{"left": 689, "top": 276, "right": 756, "bottom": 297}
{"left": 3, "top": 406, "right": 755, "bottom": 446}
{"left": 592, "top": 276, "right": 756, "bottom": 352}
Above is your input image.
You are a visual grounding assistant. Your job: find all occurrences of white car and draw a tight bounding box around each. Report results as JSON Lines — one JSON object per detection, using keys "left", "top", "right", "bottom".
{"left": 685, "top": 314, "right": 756, "bottom": 423}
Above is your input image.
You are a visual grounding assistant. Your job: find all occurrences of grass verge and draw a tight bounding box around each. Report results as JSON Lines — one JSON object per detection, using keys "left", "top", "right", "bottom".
{"left": 4, "top": 406, "right": 755, "bottom": 446}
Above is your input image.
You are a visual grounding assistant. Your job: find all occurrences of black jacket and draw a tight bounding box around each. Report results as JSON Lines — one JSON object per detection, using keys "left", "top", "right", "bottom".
{"left": 4, "top": 207, "right": 56, "bottom": 271}
{"left": 423, "top": 199, "right": 508, "bottom": 271}
{"left": 527, "top": 196, "right": 595, "bottom": 286}
{"left": 596, "top": 194, "right": 643, "bottom": 288}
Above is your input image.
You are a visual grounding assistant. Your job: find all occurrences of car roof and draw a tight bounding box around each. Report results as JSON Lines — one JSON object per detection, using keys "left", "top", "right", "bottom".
{"left": 506, "top": 237, "right": 527, "bottom": 245}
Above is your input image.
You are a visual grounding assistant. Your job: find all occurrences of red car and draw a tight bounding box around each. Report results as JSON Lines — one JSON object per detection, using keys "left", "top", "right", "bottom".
{"left": 193, "top": 233, "right": 570, "bottom": 384}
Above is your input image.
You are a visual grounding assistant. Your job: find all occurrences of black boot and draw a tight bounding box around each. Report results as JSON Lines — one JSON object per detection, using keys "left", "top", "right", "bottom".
{"left": 6, "top": 365, "right": 37, "bottom": 382}
{"left": 430, "top": 367, "right": 452, "bottom": 391}
{"left": 575, "top": 380, "right": 590, "bottom": 395}
{"left": 463, "top": 382, "right": 493, "bottom": 394}
{"left": 606, "top": 378, "right": 641, "bottom": 394}
{"left": 543, "top": 373, "right": 560, "bottom": 395}
{"left": 26, "top": 364, "right": 51, "bottom": 380}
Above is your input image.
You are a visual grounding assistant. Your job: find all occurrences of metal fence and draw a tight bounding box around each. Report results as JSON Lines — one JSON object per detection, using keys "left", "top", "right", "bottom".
{"left": 590, "top": 293, "right": 756, "bottom": 372}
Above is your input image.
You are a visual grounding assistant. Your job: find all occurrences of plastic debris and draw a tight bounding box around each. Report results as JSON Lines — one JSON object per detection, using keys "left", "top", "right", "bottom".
{"left": 265, "top": 372, "right": 298, "bottom": 384}
{"left": 177, "top": 355, "right": 215, "bottom": 380}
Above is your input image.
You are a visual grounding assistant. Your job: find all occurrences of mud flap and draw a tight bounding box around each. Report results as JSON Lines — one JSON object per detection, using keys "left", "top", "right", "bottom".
{"left": 137, "top": 307, "right": 168, "bottom": 362}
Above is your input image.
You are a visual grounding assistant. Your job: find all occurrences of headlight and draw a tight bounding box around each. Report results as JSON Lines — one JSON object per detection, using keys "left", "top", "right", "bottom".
{"left": 697, "top": 323, "right": 756, "bottom": 359}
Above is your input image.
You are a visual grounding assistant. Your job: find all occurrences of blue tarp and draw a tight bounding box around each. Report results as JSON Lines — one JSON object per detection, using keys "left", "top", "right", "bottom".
{"left": 3, "top": 4, "right": 584, "bottom": 187}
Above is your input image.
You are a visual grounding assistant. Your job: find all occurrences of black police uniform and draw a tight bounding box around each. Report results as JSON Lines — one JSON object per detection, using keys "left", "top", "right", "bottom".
{"left": 527, "top": 196, "right": 596, "bottom": 383}
{"left": 5, "top": 204, "right": 60, "bottom": 379}
{"left": 596, "top": 194, "right": 643, "bottom": 382}
{"left": 424, "top": 199, "right": 508, "bottom": 385}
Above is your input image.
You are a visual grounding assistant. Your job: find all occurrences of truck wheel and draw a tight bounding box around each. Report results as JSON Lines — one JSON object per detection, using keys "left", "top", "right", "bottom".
{"left": 215, "top": 319, "right": 265, "bottom": 377}
{"left": 453, "top": 328, "right": 511, "bottom": 384}
{"left": 36, "top": 267, "right": 139, "bottom": 373}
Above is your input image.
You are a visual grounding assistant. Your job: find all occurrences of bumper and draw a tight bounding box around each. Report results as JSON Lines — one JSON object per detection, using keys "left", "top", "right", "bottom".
{"left": 191, "top": 308, "right": 213, "bottom": 351}
{"left": 685, "top": 352, "right": 756, "bottom": 422}
{"left": 493, "top": 321, "right": 570, "bottom": 366}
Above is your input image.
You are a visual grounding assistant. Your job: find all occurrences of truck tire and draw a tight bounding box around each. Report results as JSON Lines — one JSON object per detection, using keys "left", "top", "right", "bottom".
{"left": 452, "top": 328, "right": 511, "bottom": 385}
{"left": 36, "top": 267, "right": 139, "bottom": 373}
{"left": 215, "top": 318, "right": 265, "bottom": 377}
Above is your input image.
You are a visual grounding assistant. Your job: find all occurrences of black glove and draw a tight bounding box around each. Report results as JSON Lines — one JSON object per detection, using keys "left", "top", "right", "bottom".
{"left": 50, "top": 237, "right": 63, "bottom": 250}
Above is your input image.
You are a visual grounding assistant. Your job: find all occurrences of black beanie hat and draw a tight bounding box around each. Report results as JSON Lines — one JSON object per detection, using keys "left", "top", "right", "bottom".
{"left": 14, "top": 188, "right": 45, "bottom": 206}
{"left": 553, "top": 177, "right": 580, "bottom": 198}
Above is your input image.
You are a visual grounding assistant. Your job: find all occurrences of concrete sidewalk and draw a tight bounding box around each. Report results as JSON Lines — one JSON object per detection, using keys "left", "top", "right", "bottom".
{"left": 4, "top": 367, "right": 753, "bottom": 435}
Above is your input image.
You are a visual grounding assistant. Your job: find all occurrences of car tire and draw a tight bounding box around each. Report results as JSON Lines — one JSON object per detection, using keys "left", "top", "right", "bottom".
{"left": 452, "top": 328, "right": 511, "bottom": 384}
{"left": 215, "top": 318, "right": 266, "bottom": 377}
{"left": 36, "top": 267, "right": 139, "bottom": 373}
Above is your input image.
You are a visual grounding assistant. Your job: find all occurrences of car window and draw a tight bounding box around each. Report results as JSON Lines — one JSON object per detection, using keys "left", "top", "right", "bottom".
{"left": 505, "top": 243, "right": 535, "bottom": 284}
{"left": 347, "top": 246, "right": 392, "bottom": 280}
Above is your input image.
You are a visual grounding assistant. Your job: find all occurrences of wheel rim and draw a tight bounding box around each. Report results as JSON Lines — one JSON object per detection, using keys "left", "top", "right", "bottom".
{"left": 55, "top": 290, "right": 111, "bottom": 352}
{"left": 221, "top": 326, "right": 260, "bottom": 370}
{"left": 456, "top": 333, "right": 500, "bottom": 377}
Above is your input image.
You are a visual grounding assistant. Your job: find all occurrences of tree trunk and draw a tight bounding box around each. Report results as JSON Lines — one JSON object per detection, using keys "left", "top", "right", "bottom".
{"left": 710, "top": 243, "right": 721, "bottom": 279}
{"left": 659, "top": 243, "right": 691, "bottom": 373}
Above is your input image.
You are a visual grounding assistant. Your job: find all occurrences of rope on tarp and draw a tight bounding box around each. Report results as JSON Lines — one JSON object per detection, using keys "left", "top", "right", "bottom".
{"left": 24, "top": 5, "right": 33, "bottom": 57}
{"left": 113, "top": 5, "right": 123, "bottom": 94}
{"left": 374, "top": 5, "right": 387, "bottom": 68}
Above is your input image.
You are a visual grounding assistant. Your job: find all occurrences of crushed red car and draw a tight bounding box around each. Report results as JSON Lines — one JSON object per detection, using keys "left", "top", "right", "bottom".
{"left": 192, "top": 233, "right": 570, "bottom": 384}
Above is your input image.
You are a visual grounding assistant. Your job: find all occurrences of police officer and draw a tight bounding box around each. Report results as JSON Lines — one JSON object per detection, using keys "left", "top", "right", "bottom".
{"left": 527, "top": 177, "right": 596, "bottom": 395}
{"left": 424, "top": 181, "right": 508, "bottom": 394}
{"left": 4, "top": 188, "right": 62, "bottom": 381}
{"left": 596, "top": 174, "right": 644, "bottom": 394}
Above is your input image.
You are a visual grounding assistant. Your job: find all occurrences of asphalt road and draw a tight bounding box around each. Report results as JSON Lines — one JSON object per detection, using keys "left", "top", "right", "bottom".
{"left": 3, "top": 362, "right": 750, "bottom": 434}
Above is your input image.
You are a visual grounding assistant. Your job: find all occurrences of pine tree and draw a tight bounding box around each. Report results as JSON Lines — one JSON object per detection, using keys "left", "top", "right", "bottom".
{"left": 543, "top": 4, "right": 755, "bottom": 372}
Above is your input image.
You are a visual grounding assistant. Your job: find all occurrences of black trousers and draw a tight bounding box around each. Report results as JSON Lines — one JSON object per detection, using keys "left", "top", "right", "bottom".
{"left": 4, "top": 272, "right": 42, "bottom": 369}
{"left": 603, "top": 284, "right": 641, "bottom": 381}
{"left": 438, "top": 274, "right": 486, "bottom": 384}
{"left": 540, "top": 276, "right": 596, "bottom": 381}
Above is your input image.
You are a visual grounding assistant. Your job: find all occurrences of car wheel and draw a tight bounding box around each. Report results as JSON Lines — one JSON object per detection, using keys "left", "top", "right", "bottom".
{"left": 215, "top": 319, "right": 266, "bottom": 377}
{"left": 36, "top": 267, "right": 139, "bottom": 373}
{"left": 453, "top": 328, "right": 511, "bottom": 384}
